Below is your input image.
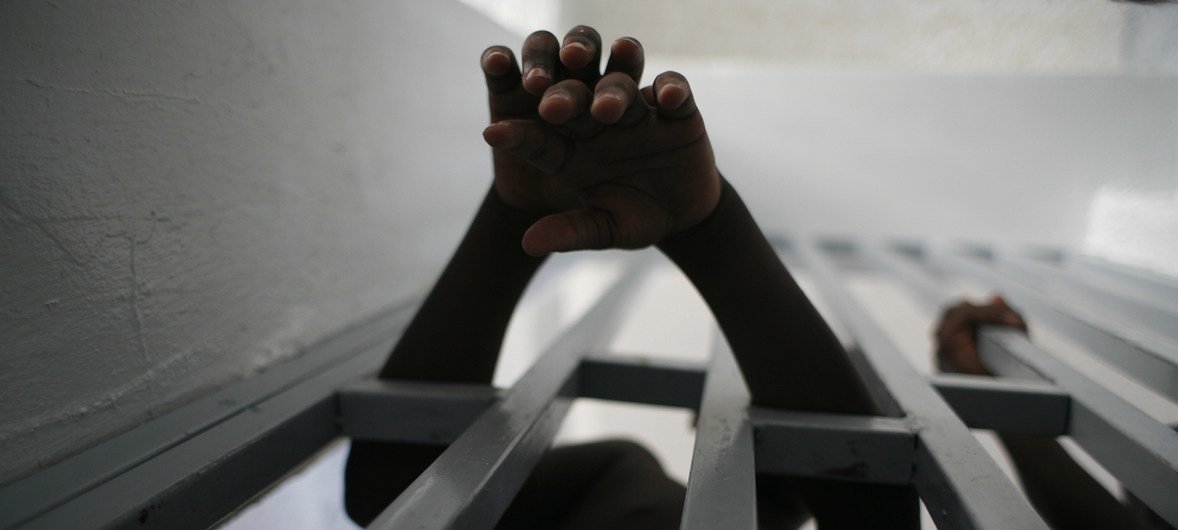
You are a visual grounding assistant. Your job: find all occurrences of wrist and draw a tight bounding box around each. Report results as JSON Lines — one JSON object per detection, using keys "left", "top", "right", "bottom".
{"left": 486, "top": 181, "right": 547, "bottom": 227}
{"left": 658, "top": 174, "right": 735, "bottom": 255}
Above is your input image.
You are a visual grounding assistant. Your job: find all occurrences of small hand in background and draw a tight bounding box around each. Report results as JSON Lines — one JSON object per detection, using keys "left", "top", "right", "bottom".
{"left": 934, "top": 295, "right": 1028, "bottom": 376}
{"left": 480, "top": 26, "right": 721, "bottom": 256}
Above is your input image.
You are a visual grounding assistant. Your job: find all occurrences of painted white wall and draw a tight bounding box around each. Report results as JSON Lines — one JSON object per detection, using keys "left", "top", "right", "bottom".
{"left": 0, "top": 0, "right": 517, "bottom": 485}
{"left": 467, "top": 0, "right": 1178, "bottom": 75}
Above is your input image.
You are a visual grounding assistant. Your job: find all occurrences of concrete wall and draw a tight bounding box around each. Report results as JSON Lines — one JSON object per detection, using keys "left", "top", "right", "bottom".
{"left": 0, "top": 0, "right": 514, "bottom": 485}
{"left": 469, "top": 0, "right": 1178, "bottom": 75}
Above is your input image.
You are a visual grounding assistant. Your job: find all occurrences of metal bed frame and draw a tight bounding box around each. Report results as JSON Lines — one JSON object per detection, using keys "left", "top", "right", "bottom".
{"left": 2, "top": 237, "right": 1176, "bottom": 529}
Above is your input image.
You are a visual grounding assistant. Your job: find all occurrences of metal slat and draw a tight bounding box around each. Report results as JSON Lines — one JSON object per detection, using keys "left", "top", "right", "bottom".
{"left": 1065, "top": 254, "right": 1178, "bottom": 313}
{"left": 788, "top": 241, "right": 1048, "bottom": 529}
{"left": 579, "top": 354, "right": 706, "bottom": 410}
{"left": 18, "top": 332, "right": 399, "bottom": 530}
{"left": 876, "top": 244, "right": 1178, "bottom": 527}
{"left": 929, "top": 375, "right": 1069, "bottom": 436}
{"left": 1, "top": 302, "right": 415, "bottom": 530}
{"left": 860, "top": 243, "right": 1045, "bottom": 381}
{"left": 995, "top": 251, "right": 1178, "bottom": 345}
{"left": 750, "top": 409, "right": 915, "bottom": 484}
{"left": 339, "top": 380, "right": 500, "bottom": 445}
{"left": 680, "top": 336, "right": 758, "bottom": 530}
{"left": 935, "top": 249, "right": 1178, "bottom": 401}
{"left": 367, "top": 257, "right": 651, "bottom": 530}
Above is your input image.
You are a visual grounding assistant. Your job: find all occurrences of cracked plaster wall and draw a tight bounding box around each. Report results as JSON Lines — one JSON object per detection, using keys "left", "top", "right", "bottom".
{"left": 0, "top": 0, "right": 514, "bottom": 485}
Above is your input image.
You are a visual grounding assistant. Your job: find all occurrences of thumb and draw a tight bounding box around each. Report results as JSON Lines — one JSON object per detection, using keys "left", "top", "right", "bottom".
{"left": 522, "top": 208, "right": 617, "bottom": 256}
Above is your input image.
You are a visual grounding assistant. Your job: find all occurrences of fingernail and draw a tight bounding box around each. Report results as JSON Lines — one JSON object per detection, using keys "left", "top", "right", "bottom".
{"left": 483, "top": 50, "right": 510, "bottom": 75}
{"left": 592, "top": 90, "right": 624, "bottom": 121}
{"left": 561, "top": 42, "right": 591, "bottom": 68}
{"left": 614, "top": 37, "right": 639, "bottom": 50}
{"left": 658, "top": 84, "right": 687, "bottom": 109}
{"left": 545, "top": 92, "right": 572, "bottom": 105}
{"left": 484, "top": 123, "right": 522, "bottom": 149}
{"left": 525, "top": 67, "right": 550, "bottom": 83}
{"left": 540, "top": 92, "right": 574, "bottom": 123}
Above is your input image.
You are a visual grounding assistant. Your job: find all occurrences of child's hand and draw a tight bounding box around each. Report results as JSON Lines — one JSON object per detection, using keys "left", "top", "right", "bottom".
{"left": 480, "top": 26, "right": 721, "bottom": 256}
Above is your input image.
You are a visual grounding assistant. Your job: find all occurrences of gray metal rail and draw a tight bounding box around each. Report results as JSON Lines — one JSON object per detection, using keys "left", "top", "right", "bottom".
{"left": 951, "top": 249, "right": 1178, "bottom": 401}
{"left": 680, "top": 337, "right": 759, "bottom": 530}
{"left": 367, "top": 256, "right": 652, "bottom": 529}
{"left": 866, "top": 242, "right": 1178, "bottom": 527}
{"left": 787, "top": 242, "right": 1048, "bottom": 529}
{"left": 5, "top": 241, "right": 1177, "bottom": 529}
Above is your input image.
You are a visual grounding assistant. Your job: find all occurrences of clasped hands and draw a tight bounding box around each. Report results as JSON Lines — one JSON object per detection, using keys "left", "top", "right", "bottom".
{"left": 480, "top": 26, "right": 721, "bottom": 257}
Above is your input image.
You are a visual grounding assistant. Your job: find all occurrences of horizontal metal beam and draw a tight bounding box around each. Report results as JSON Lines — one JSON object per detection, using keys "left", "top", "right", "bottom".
{"left": 788, "top": 241, "right": 1047, "bottom": 530}
{"left": 930, "top": 375, "right": 1069, "bottom": 436}
{"left": 681, "top": 337, "right": 758, "bottom": 530}
{"left": 579, "top": 354, "right": 706, "bottom": 410}
{"left": 367, "top": 257, "right": 651, "bottom": 530}
{"left": 1, "top": 301, "right": 417, "bottom": 530}
{"left": 751, "top": 409, "right": 915, "bottom": 484}
{"left": 339, "top": 380, "right": 500, "bottom": 445}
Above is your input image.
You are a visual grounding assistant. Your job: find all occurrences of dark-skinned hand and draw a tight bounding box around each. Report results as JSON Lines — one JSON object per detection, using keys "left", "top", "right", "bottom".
{"left": 479, "top": 26, "right": 721, "bottom": 256}
{"left": 934, "top": 295, "right": 1029, "bottom": 376}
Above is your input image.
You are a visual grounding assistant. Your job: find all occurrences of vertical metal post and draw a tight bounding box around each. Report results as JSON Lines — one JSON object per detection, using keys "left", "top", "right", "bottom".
{"left": 680, "top": 335, "right": 758, "bottom": 530}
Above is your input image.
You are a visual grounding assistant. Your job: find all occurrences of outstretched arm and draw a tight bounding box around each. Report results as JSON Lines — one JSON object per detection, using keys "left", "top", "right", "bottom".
{"left": 377, "top": 189, "right": 544, "bottom": 382}
{"left": 657, "top": 182, "right": 875, "bottom": 413}
{"left": 345, "top": 28, "right": 650, "bottom": 526}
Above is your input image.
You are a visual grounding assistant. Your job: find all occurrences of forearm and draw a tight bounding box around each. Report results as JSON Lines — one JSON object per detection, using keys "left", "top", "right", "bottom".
{"left": 998, "top": 433, "right": 1142, "bottom": 529}
{"left": 658, "top": 179, "right": 875, "bottom": 413}
{"left": 379, "top": 186, "right": 546, "bottom": 383}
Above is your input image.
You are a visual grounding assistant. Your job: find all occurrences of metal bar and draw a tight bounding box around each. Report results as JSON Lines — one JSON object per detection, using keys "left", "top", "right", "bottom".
{"left": 788, "top": 241, "right": 1047, "bottom": 529}
{"left": 0, "top": 301, "right": 416, "bottom": 530}
{"left": 338, "top": 353, "right": 706, "bottom": 448}
{"left": 1064, "top": 253, "right": 1178, "bottom": 313}
{"left": 878, "top": 244, "right": 1178, "bottom": 526}
{"left": 995, "top": 251, "right": 1178, "bottom": 344}
{"left": 860, "top": 243, "right": 1045, "bottom": 382}
{"left": 978, "top": 329, "right": 1178, "bottom": 527}
{"left": 339, "top": 380, "right": 500, "bottom": 445}
{"left": 933, "top": 249, "right": 1178, "bottom": 401}
{"left": 17, "top": 325, "right": 401, "bottom": 530}
{"left": 579, "top": 354, "right": 706, "bottom": 410}
{"left": 750, "top": 409, "right": 915, "bottom": 484}
{"left": 367, "top": 256, "right": 651, "bottom": 530}
{"left": 930, "top": 375, "right": 1069, "bottom": 436}
{"left": 680, "top": 335, "right": 758, "bottom": 530}
{"left": 809, "top": 240, "right": 905, "bottom": 417}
